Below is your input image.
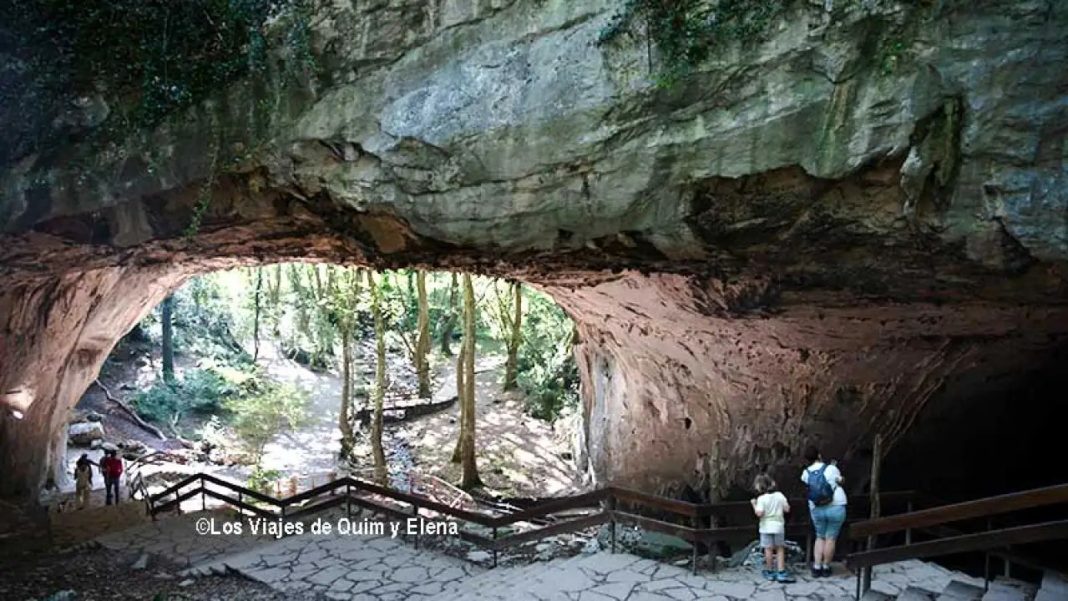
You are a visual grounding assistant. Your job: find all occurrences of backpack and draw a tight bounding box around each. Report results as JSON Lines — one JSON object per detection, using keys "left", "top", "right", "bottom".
{"left": 806, "top": 464, "right": 835, "bottom": 506}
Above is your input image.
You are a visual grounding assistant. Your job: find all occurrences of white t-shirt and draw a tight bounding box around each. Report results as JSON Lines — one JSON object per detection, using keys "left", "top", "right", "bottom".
{"left": 801, "top": 461, "right": 847, "bottom": 508}
{"left": 755, "top": 491, "right": 789, "bottom": 533}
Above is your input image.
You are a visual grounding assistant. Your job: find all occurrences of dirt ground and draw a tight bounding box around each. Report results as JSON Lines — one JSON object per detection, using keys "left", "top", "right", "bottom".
{"left": 69, "top": 341, "right": 584, "bottom": 502}
{"left": 0, "top": 546, "right": 327, "bottom": 601}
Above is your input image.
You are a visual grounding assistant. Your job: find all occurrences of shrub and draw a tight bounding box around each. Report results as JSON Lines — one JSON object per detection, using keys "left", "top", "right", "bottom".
{"left": 133, "top": 365, "right": 255, "bottom": 425}
{"left": 516, "top": 291, "right": 580, "bottom": 421}
{"left": 225, "top": 383, "right": 308, "bottom": 464}
{"left": 247, "top": 465, "right": 282, "bottom": 495}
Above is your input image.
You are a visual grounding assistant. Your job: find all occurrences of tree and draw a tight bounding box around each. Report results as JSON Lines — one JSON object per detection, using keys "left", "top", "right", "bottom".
{"left": 504, "top": 282, "right": 523, "bottom": 390}
{"left": 414, "top": 271, "right": 431, "bottom": 398}
{"left": 487, "top": 280, "right": 524, "bottom": 391}
{"left": 227, "top": 383, "right": 308, "bottom": 465}
{"left": 367, "top": 270, "right": 388, "bottom": 485}
{"left": 457, "top": 273, "right": 482, "bottom": 489}
{"left": 334, "top": 268, "right": 362, "bottom": 459}
{"left": 440, "top": 273, "right": 458, "bottom": 355}
{"left": 161, "top": 294, "right": 176, "bottom": 384}
{"left": 251, "top": 267, "right": 263, "bottom": 361}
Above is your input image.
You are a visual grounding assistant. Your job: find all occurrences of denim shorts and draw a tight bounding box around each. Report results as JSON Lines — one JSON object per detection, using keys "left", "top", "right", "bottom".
{"left": 810, "top": 504, "right": 846, "bottom": 539}
{"left": 760, "top": 532, "right": 785, "bottom": 548}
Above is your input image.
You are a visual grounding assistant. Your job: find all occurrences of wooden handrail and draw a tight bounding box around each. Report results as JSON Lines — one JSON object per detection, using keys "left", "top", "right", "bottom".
{"left": 143, "top": 470, "right": 928, "bottom": 568}
{"left": 495, "top": 512, "right": 610, "bottom": 547}
{"left": 150, "top": 473, "right": 203, "bottom": 503}
{"left": 610, "top": 486, "right": 703, "bottom": 517}
{"left": 485, "top": 488, "right": 610, "bottom": 527}
{"left": 850, "top": 483, "right": 1068, "bottom": 539}
{"left": 848, "top": 519, "right": 1068, "bottom": 568}
{"left": 200, "top": 473, "right": 281, "bottom": 506}
{"left": 278, "top": 477, "right": 349, "bottom": 507}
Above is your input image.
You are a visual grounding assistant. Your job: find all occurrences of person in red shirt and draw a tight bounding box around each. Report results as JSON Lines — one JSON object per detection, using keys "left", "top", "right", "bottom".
{"left": 100, "top": 450, "right": 123, "bottom": 505}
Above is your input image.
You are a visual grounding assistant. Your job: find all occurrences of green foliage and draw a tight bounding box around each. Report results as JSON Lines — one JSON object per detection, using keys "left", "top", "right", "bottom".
{"left": 1, "top": 0, "right": 316, "bottom": 162}
{"left": 879, "top": 38, "right": 907, "bottom": 75}
{"left": 148, "top": 277, "right": 252, "bottom": 365}
{"left": 133, "top": 367, "right": 246, "bottom": 425}
{"left": 226, "top": 383, "right": 308, "bottom": 464}
{"left": 516, "top": 289, "right": 580, "bottom": 421}
{"left": 247, "top": 465, "right": 282, "bottom": 494}
{"left": 598, "top": 0, "right": 791, "bottom": 87}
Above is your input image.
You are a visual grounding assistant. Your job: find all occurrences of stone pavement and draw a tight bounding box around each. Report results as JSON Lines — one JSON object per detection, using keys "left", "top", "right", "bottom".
{"left": 94, "top": 510, "right": 276, "bottom": 568}
{"left": 192, "top": 528, "right": 482, "bottom": 600}
{"left": 429, "top": 553, "right": 987, "bottom": 601}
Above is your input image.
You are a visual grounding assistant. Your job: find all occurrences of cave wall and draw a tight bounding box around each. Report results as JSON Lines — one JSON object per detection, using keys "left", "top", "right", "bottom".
{"left": 556, "top": 272, "right": 1068, "bottom": 498}
{"left": 0, "top": 268, "right": 183, "bottom": 498}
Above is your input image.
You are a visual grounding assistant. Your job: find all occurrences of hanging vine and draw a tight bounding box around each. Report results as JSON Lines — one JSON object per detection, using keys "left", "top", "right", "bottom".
{"left": 597, "top": 0, "right": 791, "bottom": 87}
{"left": 1, "top": 0, "right": 317, "bottom": 165}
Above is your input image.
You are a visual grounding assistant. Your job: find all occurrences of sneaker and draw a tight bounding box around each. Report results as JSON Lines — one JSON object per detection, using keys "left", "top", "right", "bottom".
{"left": 761, "top": 569, "right": 776, "bottom": 581}
{"left": 775, "top": 570, "right": 796, "bottom": 583}
{"left": 819, "top": 566, "right": 833, "bottom": 578}
{"left": 810, "top": 566, "right": 821, "bottom": 578}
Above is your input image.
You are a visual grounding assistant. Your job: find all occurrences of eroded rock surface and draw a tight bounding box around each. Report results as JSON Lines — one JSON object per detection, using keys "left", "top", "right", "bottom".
{"left": 2, "top": 0, "right": 1067, "bottom": 498}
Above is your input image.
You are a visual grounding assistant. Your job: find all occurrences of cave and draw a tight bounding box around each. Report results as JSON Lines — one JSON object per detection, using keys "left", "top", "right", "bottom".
{"left": 2, "top": 0, "right": 1067, "bottom": 513}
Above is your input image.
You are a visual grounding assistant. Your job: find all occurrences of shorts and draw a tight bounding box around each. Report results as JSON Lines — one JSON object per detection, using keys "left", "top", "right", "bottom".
{"left": 760, "top": 532, "right": 785, "bottom": 548}
{"left": 810, "top": 504, "right": 847, "bottom": 539}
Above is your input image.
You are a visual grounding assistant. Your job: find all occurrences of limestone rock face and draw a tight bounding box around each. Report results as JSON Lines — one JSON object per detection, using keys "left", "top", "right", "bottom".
{"left": 68, "top": 422, "right": 105, "bottom": 446}
{"left": 1, "top": 0, "right": 1067, "bottom": 498}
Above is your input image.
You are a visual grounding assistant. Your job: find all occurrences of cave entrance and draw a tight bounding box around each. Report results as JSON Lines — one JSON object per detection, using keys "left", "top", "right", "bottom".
{"left": 54, "top": 262, "right": 586, "bottom": 506}
{"left": 3, "top": 243, "right": 1068, "bottom": 508}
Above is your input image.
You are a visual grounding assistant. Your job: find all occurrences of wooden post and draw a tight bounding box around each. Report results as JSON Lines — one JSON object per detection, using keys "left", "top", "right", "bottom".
{"left": 609, "top": 495, "right": 617, "bottom": 553}
{"left": 691, "top": 516, "right": 698, "bottom": 574}
{"left": 492, "top": 526, "right": 498, "bottom": 568}
{"left": 862, "top": 434, "right": 883, "bottom": 595}
{"left": 905, "top": 499, "right": 913, "bottom": 545}
{"left": 984, "top": 518, "right": 993, "bottom": 591}
{"left": 413, "top": 502, "right": 420, "bottom": 550}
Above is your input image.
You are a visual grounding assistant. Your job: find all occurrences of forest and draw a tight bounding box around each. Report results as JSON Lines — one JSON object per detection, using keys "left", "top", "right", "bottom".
{"left": 99, "top": 265, "right": 581, "bottom": 496}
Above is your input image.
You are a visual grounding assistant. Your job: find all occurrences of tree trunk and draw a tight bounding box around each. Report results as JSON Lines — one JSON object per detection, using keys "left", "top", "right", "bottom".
{"left": 339, "top": 328, "right": 355, "bottom": 459}
{"left": 415, "top": 271, "right": 431, "bottom": 398}
{"left": 459, "top": 273, "right": 482, "bottom": 489}
{"left": 161, "top": 295, "right": 175, "bottom": 384}
{"left": 451, "top": 340, "right": 465, "bottom": 464}
{"left": 503, "top": 282, "right": 522, "bottom": 391}
{"left": 252, "top": 268, "right": 263, "bottom": 362}
{"left": 440, "top": 272, "right": 458, "bottom": 356}
{"left": 368, "top": 271, "right": 388, "bottom": 485}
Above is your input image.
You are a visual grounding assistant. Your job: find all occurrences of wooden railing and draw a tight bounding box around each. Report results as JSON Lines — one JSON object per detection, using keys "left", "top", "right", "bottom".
{"left": 847, "top": 483, "right": 1068, "bottom": 599}
{"left": 142, "top": 471, "right": 913, "bottom": 572}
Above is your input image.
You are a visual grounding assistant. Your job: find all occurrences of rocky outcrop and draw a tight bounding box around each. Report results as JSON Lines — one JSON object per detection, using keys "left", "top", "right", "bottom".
{"left": 68, "top": 422, "right": 104, "bottom": 446}
{"left": 1, "top": 0, "right": 1067, "bottom": 498}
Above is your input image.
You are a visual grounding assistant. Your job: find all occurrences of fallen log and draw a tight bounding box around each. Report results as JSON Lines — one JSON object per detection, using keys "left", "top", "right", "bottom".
{"left": 93, "top": 380, "right": 167, "bottom": 441}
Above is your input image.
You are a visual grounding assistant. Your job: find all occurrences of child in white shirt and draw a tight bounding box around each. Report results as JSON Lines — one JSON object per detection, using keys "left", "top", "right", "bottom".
{"left": 751, "top": 473, "right": 794, "bottom": 582}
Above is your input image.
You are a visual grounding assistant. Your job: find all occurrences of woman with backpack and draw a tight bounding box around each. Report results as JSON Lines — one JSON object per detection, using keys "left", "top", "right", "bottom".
{"left": 801, "top": 445, "right": 847, "bottom": 577}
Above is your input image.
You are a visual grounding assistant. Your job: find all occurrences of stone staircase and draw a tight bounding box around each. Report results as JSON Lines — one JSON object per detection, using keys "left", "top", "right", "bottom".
{"left": 862, "top": 566, "right": 1068, "bottom": 601}
{"left": 80, "top": 509, "right": 1067, "bottom": 601}
{"left": 48, "top": 499, "right": 150, "bottom": 548}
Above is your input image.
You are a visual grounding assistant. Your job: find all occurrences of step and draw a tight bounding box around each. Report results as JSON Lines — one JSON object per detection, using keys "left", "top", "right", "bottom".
{"left": 1039, "top": 571, "right": 1068, "bottom": 598}
{"left": 433, "top": 562, "right": 542, "bottom": 601}
{"left": 983, "top": 579, "right": 1037, "bottom": 601}
{"left": 899, "top": 587, "right": 937, "bottom": 601}
{"left": 939, "top": 580, "right": 987, "bottom": 601}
